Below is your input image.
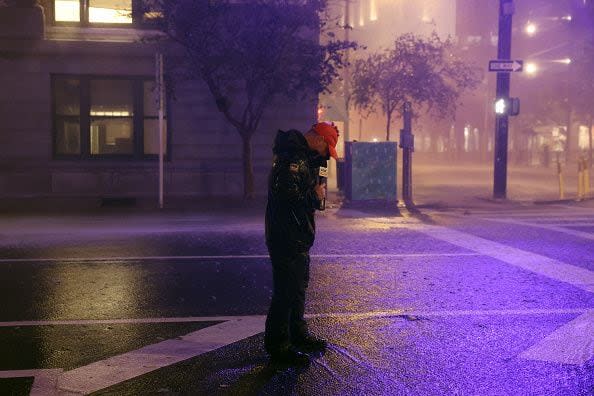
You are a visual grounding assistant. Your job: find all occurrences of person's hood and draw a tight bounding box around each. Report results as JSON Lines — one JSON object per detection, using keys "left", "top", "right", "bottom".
{"left": 272, "top": 129, "right": 328, "bottom": 167}
{"left": 272, "top": 129, "right": 309, "bottom": 157}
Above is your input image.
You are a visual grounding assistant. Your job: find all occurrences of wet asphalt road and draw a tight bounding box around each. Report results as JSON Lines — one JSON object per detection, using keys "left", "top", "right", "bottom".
{"left": 0, "top": 202, "right": 593, "bottom": 395}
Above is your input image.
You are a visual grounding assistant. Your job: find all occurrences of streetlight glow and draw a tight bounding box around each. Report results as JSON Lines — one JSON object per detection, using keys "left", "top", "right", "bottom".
{"left": 561, "top": 58, "right": 572, "bottom": 64}
{"left": 525, "top": 22, "right": 537, "bottom": 36}
{"left": 525, "top": 62, "right": 538, "bottom": 75}
{"left": 562, "top": 15, "right": 572, "bottom": 21}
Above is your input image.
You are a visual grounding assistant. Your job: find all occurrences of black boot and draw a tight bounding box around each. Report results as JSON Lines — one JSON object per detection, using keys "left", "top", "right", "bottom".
{"left": 292, "top": 334, "right": 327, "bottom": 353}
{"left": 269, "top": 347, "right": 311, "bottom": 367}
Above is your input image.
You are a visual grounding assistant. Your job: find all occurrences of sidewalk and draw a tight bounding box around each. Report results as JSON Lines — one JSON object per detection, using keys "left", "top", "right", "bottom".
{"left": 0, "top": 163, "right": 592, "bottom": 216}
{"left": 408, "top": 162, "right": 594, "bottom": 209}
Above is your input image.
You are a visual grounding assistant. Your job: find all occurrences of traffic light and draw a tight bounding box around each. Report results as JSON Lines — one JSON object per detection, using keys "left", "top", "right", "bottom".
{"left": 494, "top": 97, "right": 520, "bottom": 116}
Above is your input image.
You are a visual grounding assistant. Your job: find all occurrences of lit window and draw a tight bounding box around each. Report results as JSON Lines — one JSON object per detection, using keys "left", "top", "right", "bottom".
{"left": 90, "top": 80, "right": 134, "bottom": 155}
{"left": 53, "top": 76, "right": 168, "bottom": 159}
{"left": 55, "top": 0, "right": 80, "bottom": 22}
{"left": 89, "top": 0, "right": 132, "bottom": 24}
{"left": 53, "top": 0, "right": 160, "bottom": 25}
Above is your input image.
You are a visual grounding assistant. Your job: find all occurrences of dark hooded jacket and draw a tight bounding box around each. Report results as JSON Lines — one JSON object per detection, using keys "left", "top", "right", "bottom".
{"left": 265, "top": 129, "right": 326, "bottom": 255}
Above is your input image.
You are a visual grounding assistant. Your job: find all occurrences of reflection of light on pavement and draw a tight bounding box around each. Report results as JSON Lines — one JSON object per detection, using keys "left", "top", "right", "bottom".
{"left": 40, "top": 260, "right": 141, "bottom": 320}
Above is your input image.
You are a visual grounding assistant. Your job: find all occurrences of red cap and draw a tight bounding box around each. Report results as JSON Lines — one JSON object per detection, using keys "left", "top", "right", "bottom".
{"left": 312, "top": 122, "right": 340, "bottom": 159}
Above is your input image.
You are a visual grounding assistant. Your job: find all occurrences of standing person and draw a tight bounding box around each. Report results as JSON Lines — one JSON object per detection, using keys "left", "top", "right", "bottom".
{"left": 264, "top": 122, "right": 339, "bottom": 366}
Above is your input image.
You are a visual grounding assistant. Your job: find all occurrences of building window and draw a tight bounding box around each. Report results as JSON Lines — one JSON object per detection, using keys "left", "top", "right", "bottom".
{"left": 53, "top": 0, "right": 162, "bottom": 25}
{"left": 54, "top": 78, "right": 82, "bottom": 155}
{"left": 52, "top": 75, "right": 169, "bottom": 159}
{"left": 90, "top": 79, "right": 134, "bottom": 155}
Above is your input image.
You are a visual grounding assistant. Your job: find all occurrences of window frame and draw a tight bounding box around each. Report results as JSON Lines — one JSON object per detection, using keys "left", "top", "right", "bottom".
{"left": 52, "top": 74, "right": 171, "bottom": 161}
{"left": 52, "top": 0, "right": 156, "bottom": 28}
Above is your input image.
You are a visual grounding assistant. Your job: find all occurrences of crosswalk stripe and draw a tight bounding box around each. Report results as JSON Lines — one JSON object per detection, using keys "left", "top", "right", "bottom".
{"left": 481, "top": 217, "right": 594, "bottom": 241}
{"left": 519, "top": 311, "right": 594, "bottom": 365}
{"left": 414, "top": 224, "right": 594, "bottom": 293}
{"left": 57, "top": 316, "right": 266, "bottom": 395}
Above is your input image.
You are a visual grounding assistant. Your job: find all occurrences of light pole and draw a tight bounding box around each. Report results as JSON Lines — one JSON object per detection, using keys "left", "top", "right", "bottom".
{"left": 493, "top": 0, "right": 515, "bottom": 199}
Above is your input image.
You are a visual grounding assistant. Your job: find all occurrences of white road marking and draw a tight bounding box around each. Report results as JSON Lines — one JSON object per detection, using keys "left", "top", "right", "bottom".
{"left": 2, "top": 308, "right": 594, "bottom": 393}
{"left": 56, "top": 316, "right": 266, "bottom": 395}
{"left": 465, "top": 209, "right": 594, "bottom": 217}
{"left": 519, "top": 311, "right": 594, "bottom": 365}
{"left": 412, "top": 223, "right": 594, "bottom": 365}
{"left": 479, "top": 217, "right": 594, "bottom": 241}
{"left": 415, "top": 224, "right": 594, "bottom": 294}
{"left": 0, "top": 252, "right": 481, "bottom": 263}
{"left": 1, "top": 308, "right": 592, "bottom": 328}
{"left": 0, "top": 369, "right": 62, "bottom": 396}
{"left": 527, "top": 222, "right": 594, "bottom": 226}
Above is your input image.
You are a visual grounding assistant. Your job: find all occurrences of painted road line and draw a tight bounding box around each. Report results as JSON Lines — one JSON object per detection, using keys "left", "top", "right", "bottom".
{"left": 0, "top": 252, "right": 481, "bottom": 263}
{"left": 0, "top": 369, "right": 62, "bottom": 396}
{"left": 415, "top": 224, "right": 594, "bottom": 293}
{"left": 2, "top": 308, "right": 593, "bottom": 328}
{"left": 57, "top": 316, "right": 266, "bottom": 395}
{"left": 519, "top": 311, "right": 594, "bottom": 365}
{"left": 524, "top": 222, "right": 594, "bottom": 226}
{"left": 480, "top": 217, "right": 594, "bottom": 241}
{"left": 476, "top": 212, "right": 594, "bottom": 219}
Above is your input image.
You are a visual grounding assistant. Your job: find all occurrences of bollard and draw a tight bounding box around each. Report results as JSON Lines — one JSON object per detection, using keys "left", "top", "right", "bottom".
{"left": 577, "top": 157, "right": 585, "bottom": 201}
{"left": 584, "top": 158, "right": 591, "bottom": 198}
{"left": 557, "top": 160, "right": 565, "bottom": 200}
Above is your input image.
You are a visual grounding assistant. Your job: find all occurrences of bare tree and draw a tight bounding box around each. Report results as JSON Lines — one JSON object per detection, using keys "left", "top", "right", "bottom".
{"left": 147, "top": 0, "right": 356, "bottom": 199}
{"left": 351, "top": 33, "right": 482, "bottom": 141}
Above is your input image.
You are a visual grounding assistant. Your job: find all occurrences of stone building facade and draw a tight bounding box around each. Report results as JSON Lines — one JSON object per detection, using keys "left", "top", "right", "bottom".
{"left": 0, "top": 1, "right": 316, "bottom": 208}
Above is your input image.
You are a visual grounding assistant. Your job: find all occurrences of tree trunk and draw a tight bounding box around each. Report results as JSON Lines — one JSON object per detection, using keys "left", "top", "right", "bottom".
{"left": 241, "top": 133, "right": 255, "bottom": 200}
{"left": 386, "top": 111, "right": 391, "bottom": 141}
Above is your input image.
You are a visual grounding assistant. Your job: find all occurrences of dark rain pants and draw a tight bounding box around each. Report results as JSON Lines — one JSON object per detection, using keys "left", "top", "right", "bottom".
{"left": 264, "top": 250, "right": 310, "bottom": 353}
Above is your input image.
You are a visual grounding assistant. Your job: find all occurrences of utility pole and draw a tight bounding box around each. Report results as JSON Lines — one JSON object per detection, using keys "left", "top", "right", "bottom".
{"left": 493, "top": 0, "right": 514, "bottom": 199}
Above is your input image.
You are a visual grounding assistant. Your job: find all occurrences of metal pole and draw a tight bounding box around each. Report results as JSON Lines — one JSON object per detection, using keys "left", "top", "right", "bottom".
{"left": 343, "top": 0, "right": 351, "bottom": 143}
{"left": 401, "top": 102, "right": 413, "bottom": 205}
{"left": 493, "top": 0, "right": 514, "bottom": 199}
{"left": 156, "top": 53, "right": 164, "bottom": 209}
